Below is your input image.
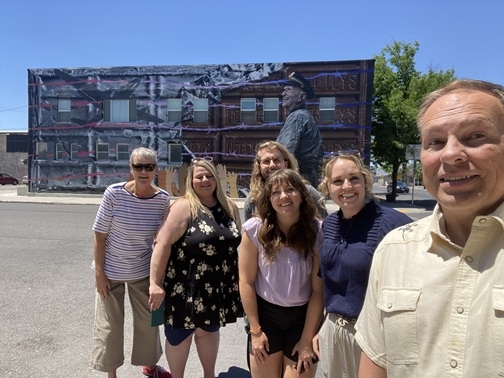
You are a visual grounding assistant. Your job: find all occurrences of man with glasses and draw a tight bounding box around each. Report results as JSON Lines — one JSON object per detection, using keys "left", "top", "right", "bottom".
{"left": 244, "top": 141, "right": 327, "bottom": 221}
{"left": 277, "top": 72, "right": 324, "bottom": 187}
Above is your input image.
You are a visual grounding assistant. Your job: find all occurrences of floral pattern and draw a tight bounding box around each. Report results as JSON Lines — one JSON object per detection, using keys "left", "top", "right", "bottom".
{"left": 164, "top": 204, "right": 243, "bottom": 329}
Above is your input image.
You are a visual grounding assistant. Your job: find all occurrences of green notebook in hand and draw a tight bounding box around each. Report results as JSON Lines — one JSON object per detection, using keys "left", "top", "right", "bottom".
{"left": 150, "top": 305, "right": 165, "bottom": 327}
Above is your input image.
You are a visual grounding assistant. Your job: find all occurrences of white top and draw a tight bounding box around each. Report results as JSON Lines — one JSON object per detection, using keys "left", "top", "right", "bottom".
{"left": 92, "top": 182, "right": 170, "bottom": 280}
{"left": 242, "top": 217, "right": 322, "bottom": 307}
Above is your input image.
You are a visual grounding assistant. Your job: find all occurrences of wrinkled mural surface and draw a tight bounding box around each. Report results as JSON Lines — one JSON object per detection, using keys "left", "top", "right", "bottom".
{"left": 28, "top": 60, "right": 374, "bottom": 193}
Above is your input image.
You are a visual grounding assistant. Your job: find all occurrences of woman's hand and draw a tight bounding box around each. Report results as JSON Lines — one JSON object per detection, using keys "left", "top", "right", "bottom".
{"left": 148, "top": 283, "right": 166, "bottom": 311}
{"left": 95, "top": 272, "right": 110, "bottom": 298}
{"left": 292, "top": 338, "right": 318, "bottom": 375}
{"left": 313, "top": 333, "right": 321, "bottom": 360}
{"left": 251, "top": 331, "right": 270, "bottom": 364}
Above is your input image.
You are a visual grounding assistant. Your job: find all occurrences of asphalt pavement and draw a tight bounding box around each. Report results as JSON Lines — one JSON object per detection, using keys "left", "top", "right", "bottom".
{"left": 0, "top": 185, "right": 433, "bottom": 377}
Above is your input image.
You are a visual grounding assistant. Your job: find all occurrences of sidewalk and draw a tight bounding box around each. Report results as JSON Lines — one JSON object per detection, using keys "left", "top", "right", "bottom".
{"left": 0, "top": 185, "right": 433, "bottom": 215}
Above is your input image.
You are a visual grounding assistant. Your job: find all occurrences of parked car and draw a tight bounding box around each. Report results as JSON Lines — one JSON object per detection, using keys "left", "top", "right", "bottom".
{"left": 0, "top": 173, "right": 19, "bottom": 185}
{"left": 387, "top": 180, "right": 409, "bottom": 193}
{"left": 22, "top": 176, "right": 28, "bottom": 185}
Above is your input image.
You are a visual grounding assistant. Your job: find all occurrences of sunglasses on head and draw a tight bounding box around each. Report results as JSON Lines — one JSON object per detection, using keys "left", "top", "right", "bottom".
{"left": 131, "top": 163, "right": 157, "bottom": 172}
{"left": 191, "top": 156, "right": 213, "bottom": 163}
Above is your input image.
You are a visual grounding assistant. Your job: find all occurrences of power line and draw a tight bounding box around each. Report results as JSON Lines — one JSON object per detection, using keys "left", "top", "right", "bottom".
{"left": 0, "top": 105, "right": 28, "bottom": 113}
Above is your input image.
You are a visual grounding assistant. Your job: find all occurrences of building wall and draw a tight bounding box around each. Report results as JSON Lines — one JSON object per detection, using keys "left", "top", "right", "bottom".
{"left": 0, "top": 152, "right": 27, "bottom": 181}
{"left": 28, "top": 60, "right": 374, "bottom": 193}
{"left": 0, "top": 133, "right": 28, "bottom": 181}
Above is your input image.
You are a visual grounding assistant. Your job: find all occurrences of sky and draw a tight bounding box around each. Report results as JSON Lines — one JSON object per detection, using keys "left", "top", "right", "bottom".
{"left": 1, "top": 0, "right": 503, "bottom": 131}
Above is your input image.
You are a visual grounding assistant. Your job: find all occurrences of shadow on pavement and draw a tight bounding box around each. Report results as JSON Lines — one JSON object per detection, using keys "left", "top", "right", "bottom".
{"left": 218, "top": 366, "right": 251, "bottom": 377}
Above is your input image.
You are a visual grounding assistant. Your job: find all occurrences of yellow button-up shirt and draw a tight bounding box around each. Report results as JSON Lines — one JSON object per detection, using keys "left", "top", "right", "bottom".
{"left": 355, "top": 202, "right": 504, "bottom": 377}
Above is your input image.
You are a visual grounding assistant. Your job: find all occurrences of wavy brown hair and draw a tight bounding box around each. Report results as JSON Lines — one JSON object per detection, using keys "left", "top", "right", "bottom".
{"left": 256, "top": 169, "right": 318, "bottom": 262}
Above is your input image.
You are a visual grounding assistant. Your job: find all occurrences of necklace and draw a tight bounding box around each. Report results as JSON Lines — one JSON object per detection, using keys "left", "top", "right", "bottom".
{"left": 339, "top": 217, "right": 355, "bottom": 243}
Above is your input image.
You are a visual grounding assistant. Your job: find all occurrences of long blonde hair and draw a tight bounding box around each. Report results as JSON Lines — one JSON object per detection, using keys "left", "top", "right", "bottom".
{"left": 184, "top": 159, "right": 235, "bottom": 220}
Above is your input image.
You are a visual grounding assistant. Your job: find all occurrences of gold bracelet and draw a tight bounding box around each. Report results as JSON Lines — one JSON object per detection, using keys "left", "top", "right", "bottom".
{"left": 250, "top": 326, "right": 262, "bottom": 335}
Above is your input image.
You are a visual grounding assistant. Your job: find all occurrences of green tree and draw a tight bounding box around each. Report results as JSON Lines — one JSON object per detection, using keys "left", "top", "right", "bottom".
{"left": 372, "top": 41, "right": 455, "bottom": 201}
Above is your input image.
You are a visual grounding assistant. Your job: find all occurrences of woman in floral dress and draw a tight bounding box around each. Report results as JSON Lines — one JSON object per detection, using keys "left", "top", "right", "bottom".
{"left": 149, "top": 157, "right": 242, "bottom": 378}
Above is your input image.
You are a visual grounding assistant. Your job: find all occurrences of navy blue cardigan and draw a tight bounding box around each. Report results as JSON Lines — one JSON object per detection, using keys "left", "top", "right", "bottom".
{"left": 319, "top": 200, "right": 412, "bottom": 318}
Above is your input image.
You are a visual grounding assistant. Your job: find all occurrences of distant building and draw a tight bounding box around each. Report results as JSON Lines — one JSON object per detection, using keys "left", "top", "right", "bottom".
{"left": 0, "top": 131, "right": 28, "bottom": 181}
{"left": 28, "top": 60, "right": 374, "bottom": 193}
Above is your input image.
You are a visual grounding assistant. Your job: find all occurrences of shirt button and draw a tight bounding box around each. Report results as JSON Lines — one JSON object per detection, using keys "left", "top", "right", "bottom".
{"left": 456, "top": 307, "right": 464, "bottom": 314}
{"left": 388, "top": 303, "right": 392, "bottom": 309}
{"left": 465, "top": 256, "right": 473, "bottom": 263}
{"left": 450, "top": 360, "right": 458, "bottom": 368}
{"left": 479, "top": 218, "right": 487, "bottom": 224}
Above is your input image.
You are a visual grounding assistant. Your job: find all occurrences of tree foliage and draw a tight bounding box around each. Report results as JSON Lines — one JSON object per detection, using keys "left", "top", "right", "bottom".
{"left": 371, "top": 41, "right": 455, "bottom": 200}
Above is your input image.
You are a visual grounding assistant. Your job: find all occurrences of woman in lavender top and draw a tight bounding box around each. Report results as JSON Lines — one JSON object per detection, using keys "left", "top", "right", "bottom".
{"left": 239, "top": 169, "right": 324, "bottom": 378}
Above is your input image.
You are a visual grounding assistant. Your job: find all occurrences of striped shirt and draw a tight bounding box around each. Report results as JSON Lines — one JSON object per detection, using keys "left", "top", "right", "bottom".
{"left": 92, "top": 182, "right": 170, "bottom": 280}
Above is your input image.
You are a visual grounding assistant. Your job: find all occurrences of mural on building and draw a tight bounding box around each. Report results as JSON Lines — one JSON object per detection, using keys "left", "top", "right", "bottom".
{"left": 27, "top": 60, "right": 374, "bottom": 193}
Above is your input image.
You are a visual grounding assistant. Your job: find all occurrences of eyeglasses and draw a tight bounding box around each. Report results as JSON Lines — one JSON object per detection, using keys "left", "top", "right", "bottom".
{"left": 328, "top": 150, "right": 361, "bottom": 158}
{"left": 191, "top": 156, "right": 213, "bottom": 163}
{"left": 259, "top": 157, "right": 285, "bottom": 167}
{"left": 131, "top": 163, "right": 157, "bottom": 172}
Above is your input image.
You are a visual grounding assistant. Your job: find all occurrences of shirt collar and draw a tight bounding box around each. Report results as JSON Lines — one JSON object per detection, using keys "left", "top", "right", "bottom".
{"left": 428, "top": 201, "right": 504, "bottom": 250}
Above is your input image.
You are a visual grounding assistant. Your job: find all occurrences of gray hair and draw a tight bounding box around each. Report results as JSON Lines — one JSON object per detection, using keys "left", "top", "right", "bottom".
{"left": 130, "top": 147, "right": 158, "bottom": 164}
{"left": 417, "top": 79, "right": 504, "bottom": 131}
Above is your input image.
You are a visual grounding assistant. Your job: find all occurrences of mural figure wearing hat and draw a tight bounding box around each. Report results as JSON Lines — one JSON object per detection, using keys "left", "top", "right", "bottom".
{"left": 276, "top": 72, "right": 324, "bottom": 187}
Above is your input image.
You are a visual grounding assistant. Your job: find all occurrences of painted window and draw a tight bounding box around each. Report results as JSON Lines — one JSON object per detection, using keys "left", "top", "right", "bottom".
{"left": 116, "top": 143, "right": 130, "bottom": 161}
{"left": 55, "top": 142, "right": 65, "bottom": 160}
{"left": 70, "top": 143, "right": 79, "bottom": 160}
{"left": 103, "top": 99, "right": 136, "bottom": 122}
{"left": 241, "top": 98, "right": 256, "bottom": 124}
{"left": 319, "top": 97, "right": 336, "bottom": 122}
{"left": 36, "top": 142, "right": 48, "bottom": 160}
{"left": 167, "top": 99, "right": 182, "bottom": 122}
{"left": 96, "top": 143, "right": 109, "bottom": 160}
{"left": 263, "top": 98, "right": 279, "bottom": 122}
{"left": 110, "top": 100, "right": 129, "bottom": 122}
{"left": 193, "top": 98, "right": 208, "bottom": 122}
{"left": 57, "top": 98, "right": 71, "bottom": 122}
{"left": 168, "top": 144, "right": 182, "bottom": 164}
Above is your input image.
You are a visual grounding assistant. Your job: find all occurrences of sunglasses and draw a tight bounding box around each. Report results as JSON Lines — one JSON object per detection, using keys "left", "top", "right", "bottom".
{"left": 131, "top": 163, "right": 157, "bottom": 172}
{"left": 191, "top": 156, "right": 213, "bottom": 163}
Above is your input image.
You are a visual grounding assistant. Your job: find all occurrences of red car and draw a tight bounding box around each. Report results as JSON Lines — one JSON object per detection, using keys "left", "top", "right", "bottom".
{"left": 0, "top": 173, "right": 19, "bottom": 185}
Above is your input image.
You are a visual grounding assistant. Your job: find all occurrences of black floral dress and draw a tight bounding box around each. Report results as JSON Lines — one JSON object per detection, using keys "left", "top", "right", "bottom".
{"left": 163, "top": 203, "right": 243, "bottom": 329}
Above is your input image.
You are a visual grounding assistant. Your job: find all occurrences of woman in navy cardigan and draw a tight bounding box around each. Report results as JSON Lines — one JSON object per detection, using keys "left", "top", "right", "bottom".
{"left": 313, "top": 153, "right": 412, "bottom": 378}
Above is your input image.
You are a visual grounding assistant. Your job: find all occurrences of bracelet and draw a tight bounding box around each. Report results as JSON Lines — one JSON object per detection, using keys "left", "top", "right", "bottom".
{"left": 249, "top": 326, "right": 262, "bottom": 335}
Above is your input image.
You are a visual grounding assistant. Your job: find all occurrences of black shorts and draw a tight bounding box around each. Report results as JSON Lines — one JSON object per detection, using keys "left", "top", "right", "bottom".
{"left": 248, "top": 295, "right": 308, "bottom": 362}
{"left": 164, "top": 323, "right": 220, "bottom": 346}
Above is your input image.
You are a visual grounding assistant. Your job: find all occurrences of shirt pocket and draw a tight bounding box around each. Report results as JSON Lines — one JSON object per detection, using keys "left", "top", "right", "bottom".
{"left": 492, "top": 286, "right": 504, "bottom": 375}
{"left": 377, "top": 287, "right": 421, "bottom": 365}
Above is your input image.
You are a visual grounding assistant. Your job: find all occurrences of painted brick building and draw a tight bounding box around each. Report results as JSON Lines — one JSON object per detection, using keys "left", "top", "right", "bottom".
{"left": 27, "top": 60, "right": 374, "bottom": 193}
